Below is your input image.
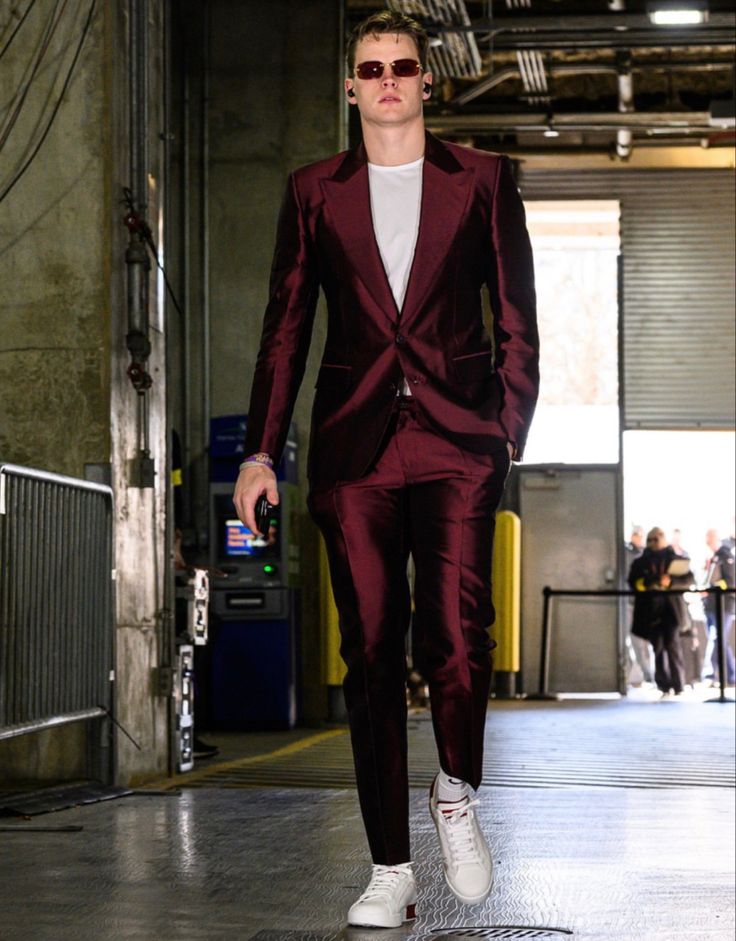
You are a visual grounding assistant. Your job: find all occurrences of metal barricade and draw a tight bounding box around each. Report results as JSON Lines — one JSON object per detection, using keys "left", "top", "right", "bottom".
{"left": 0, "top": 463, "right": 114, "bottom": 742}
{"left": 534, "top": 585, "right": 736, "bottom": 703}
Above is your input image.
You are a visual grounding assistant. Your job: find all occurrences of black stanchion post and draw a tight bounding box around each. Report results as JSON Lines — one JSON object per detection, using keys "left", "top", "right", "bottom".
{"left": 715, "top": 586, "right": 727, "bottom": 704}
{"left": 540, "top": 586, "right": 552, "bottom": 695}
{"left": 526, "top": 586, "right": 558, "bottom": 700}
{"left": 702, "top": 586, "right": 733, "bottom": 704}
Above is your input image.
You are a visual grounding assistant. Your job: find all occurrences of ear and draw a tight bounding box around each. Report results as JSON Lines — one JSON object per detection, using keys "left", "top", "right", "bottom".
{"left": 345, "top": 78, "right": 357, "bottom": 104}
{"left": 422, "top": 71, "right": 433, "bottom": 100}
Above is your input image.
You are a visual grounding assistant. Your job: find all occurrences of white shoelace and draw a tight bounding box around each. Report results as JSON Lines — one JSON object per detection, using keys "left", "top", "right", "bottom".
{"left": 439, "top": 797, "right": 483, "bottom": 867}
{"left": 357, "top": 863, "right": 413, "bottom": 903}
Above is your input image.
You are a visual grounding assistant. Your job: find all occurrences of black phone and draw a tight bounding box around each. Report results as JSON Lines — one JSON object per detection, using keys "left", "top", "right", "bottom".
{"left": 254, "top": 494, "right": 274, "bottom": 535}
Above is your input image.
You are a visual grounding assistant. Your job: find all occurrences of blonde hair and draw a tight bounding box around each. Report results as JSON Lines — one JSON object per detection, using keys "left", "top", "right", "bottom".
{"left": 346, "top": 11, "right": 429, "bottom": 73}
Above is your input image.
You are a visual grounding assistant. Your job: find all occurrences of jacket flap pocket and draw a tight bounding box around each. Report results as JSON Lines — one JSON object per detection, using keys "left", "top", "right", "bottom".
{"left": 315, "top": 363, "right": 353, "bottom": 390}
{"left": 452, "top": 350, "right": 494, "bottom": 383}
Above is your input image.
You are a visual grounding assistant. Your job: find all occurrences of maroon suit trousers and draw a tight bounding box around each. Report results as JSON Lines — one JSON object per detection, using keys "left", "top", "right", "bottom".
{"left": 308, "top": 398, "right": 510, "bottom": 864}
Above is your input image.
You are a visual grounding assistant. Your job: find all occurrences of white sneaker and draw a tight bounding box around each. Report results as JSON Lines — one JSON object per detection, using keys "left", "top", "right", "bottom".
{"left": 347, "top": 863, "right": 417, "bottom": 928}
{"left": 429, "top": 774, "right": 493, "bottom": 904}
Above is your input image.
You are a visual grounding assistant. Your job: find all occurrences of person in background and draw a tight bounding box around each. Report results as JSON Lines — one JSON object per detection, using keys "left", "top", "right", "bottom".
{"left": 624, "top": 526, "right": 654, "bottom": 686}
{"left": 628, "top": 527, "right": 694, "bottom": 697}
{"left": 666, "top": 528, "right": 698, "bottom": 684}
{"left": 625, "top": 525, "right": 644, "bottom": 563}
{"left": 701, "top": 528, "right": 736, "bottom": 687}
{"left": 724, "top": 519, "right": 736, "bottom": 552}
{"left": 670, "top": 528, "right": 688, "bottom": 558}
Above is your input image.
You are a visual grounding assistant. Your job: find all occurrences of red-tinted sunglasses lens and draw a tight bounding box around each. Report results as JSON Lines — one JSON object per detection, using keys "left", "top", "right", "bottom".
{"left": 392, "top": 59, "right": 422, "bottom": 77}
{"left": 355, "top": 59, "right": 421, "bottom": 80}
{"left": 356, "top": 61, "right": 384, "bottom": 80}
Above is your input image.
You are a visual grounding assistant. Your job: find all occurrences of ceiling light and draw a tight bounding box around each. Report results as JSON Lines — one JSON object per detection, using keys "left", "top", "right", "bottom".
{"left": 543, "top": 126, "right": 560, "bottom": 138}
{"left": 646, "top": 2, "right": 708, "bottom": 26}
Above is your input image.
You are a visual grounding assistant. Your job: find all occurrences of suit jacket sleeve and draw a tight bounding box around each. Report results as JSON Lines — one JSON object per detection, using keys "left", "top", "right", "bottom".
{"left": 488, "top": 156, "right": 539, "bottom": 460}
{"left": 243, "top": 172, "right": 320, "bottom": 463}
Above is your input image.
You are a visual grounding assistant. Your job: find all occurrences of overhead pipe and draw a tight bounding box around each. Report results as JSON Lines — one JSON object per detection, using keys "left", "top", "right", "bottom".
{"left": 617, "top": 52, "right": 635, "bottom": 159}
{"left": 425, "top": 109, "right": 714, "bottom": 135}
{"left": 125, "top": 0, "right": 154, "bottom": 487}
{"left": 452, "top": 60, "right": 731, "bottom": 106}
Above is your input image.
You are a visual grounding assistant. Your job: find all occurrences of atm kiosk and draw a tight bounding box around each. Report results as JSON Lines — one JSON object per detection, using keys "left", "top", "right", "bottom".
{"left": 208, "top": 415, "right": 299, "bottom": 729}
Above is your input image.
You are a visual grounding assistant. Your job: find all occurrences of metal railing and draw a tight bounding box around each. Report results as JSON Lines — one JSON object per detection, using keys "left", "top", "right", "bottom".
{"left": 535, "top": 585, "right": 736, "bottom": 702}
{"left": 0, "top": 464, "right": 114, "bottom": 742}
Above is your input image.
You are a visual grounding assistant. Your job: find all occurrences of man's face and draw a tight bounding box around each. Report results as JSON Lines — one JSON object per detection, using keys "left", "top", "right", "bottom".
{"left": 706, "top": 529, "right": 719, "bottom": 551}
{"left": 345, "top": 33, "right": 431, "bottom": 129}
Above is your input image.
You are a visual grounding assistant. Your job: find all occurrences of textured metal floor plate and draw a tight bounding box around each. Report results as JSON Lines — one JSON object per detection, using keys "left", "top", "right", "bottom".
{"left": 0, "top": 782, "right": 133, "bottom": 817}
{"left": 250, "top": 930, "right": 573, "bottom": 941}
{"left": 1, "top": 780, "right": 733, "bottom": 940}
{"left": 430, "top": 930, "right": 573, "bottom": 939}
{"left": 182, "top": 700, "right": 735, "bottom": 792}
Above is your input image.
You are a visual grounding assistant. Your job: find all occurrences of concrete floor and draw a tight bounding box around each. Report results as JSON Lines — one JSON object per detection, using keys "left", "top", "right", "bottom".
{"left": 0, "top": 697, "right": 733, "bottom": 941}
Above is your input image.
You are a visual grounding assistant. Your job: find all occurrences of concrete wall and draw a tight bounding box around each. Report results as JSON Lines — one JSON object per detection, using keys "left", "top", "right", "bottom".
{"left": 175, "top": 0, "right": 343, "bottom": 722}
{"left": 0, "top": 2, "right": 169, "bottom": 785}
{"left": 0, "top": 3, "right": 110, "bottom": 476}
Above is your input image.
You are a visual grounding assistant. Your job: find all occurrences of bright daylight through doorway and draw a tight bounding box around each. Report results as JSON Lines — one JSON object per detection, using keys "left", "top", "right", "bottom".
{"left": 522, "top": 199, "right": 620, "bottom": 465}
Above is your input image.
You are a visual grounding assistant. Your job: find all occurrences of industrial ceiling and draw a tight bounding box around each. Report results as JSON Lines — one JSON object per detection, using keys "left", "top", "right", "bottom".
{"left": 345, "top": 0, "right": 736, "bottom": 157}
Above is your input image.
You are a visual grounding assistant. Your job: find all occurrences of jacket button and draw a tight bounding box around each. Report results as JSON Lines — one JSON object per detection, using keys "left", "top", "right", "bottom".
{"left": 411, "top": 377, "right": 419, "bottom": 385}
{"left": 395, "top": 332, "right": 405, "bottom": 345}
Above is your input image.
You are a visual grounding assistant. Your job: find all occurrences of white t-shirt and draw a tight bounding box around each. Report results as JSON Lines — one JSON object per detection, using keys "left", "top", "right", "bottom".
{"left": 368, "top": 157, "right": 424, "bottom": 395}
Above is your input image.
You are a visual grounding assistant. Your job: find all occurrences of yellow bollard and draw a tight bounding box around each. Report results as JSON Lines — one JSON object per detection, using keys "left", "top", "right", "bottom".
{"left": 319, "top": 536, "right": 346, "bottom": 686}
{"left": 492, "top": 510, "right": 521, "bottom": 676}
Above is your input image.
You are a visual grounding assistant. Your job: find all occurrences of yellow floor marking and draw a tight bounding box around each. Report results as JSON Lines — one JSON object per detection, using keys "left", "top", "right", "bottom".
{"left": 143, "top": 728, "right": 347, "bottom": 790}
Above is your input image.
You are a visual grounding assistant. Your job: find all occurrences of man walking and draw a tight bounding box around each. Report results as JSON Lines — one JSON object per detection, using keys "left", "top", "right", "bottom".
{"left": 702, "top": 528, "right": 736, "bottom": 686}
{"left": 234, "top": 11, "right": 538, "bottom": 928}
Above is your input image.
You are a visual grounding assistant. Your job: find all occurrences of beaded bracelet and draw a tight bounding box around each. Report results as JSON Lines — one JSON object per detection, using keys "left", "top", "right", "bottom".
{"left": 239, "top": 452, "right": 274, "bottom": 472}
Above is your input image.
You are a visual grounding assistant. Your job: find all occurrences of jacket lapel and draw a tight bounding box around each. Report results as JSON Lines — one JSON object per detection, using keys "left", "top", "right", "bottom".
{"left": 320, "top": 133, "right": 474, "bottom": 326}
{"left": 400, "top": 133, "right": 475, "bottom": 325}
{"left": 321, "top": 144, "right": 399, "bottom": 323}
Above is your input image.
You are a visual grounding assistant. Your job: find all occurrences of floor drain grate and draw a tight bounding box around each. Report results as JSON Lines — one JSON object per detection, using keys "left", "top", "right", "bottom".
{"left": 431, "top": 928, "right": 573, "bottom": 940}
{"left": 248, "top": 933, "right": 336, "bottom": 941}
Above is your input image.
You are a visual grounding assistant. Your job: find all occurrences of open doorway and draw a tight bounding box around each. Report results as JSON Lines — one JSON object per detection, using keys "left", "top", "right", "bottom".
{"left": 622, "top": 430, "right": 736, "bottom": 695}
{"left": 523, "top": 200, "right": 620, "bottom": 465}
{"left": 517, "top": 200, "right": 622, "bottom": 693}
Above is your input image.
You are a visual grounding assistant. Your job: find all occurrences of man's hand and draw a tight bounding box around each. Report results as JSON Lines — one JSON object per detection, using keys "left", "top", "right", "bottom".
{"left": 233, "top": 464, "right": 279, "bottom": 535}
{"left": 659, "top": 573, "right": 672, "bottom": 589}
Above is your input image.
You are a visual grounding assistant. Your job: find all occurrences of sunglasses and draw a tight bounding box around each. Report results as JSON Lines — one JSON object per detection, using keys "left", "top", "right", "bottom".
{"left": 354, "top": 59, "right": 423, "bottom": 81}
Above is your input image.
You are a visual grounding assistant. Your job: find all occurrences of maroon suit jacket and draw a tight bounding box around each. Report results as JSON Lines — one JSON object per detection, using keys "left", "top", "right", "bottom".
{"left": 243, "top": 132, "right": 539, "bottom": 489}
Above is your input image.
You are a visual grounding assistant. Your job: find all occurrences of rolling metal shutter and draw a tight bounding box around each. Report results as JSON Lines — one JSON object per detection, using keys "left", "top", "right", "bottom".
{"left": 519, "top": 169, "right": 736, "bottom": 430}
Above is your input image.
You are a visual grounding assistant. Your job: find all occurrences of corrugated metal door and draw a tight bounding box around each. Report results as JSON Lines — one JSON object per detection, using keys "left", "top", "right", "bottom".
{"left": 520, "top": 169, "right": 735, "bottom": 430}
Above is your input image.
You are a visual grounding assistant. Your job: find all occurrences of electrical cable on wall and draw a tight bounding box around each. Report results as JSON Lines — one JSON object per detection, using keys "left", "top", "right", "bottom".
{"left": 0, "top": 0, "right": 96, "bottom": 206}
{"left": 0, "top": 0, "right": 68, "bottom": 152}
{"left": 0, "top": 0, "right": 40, "bottom": 62}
